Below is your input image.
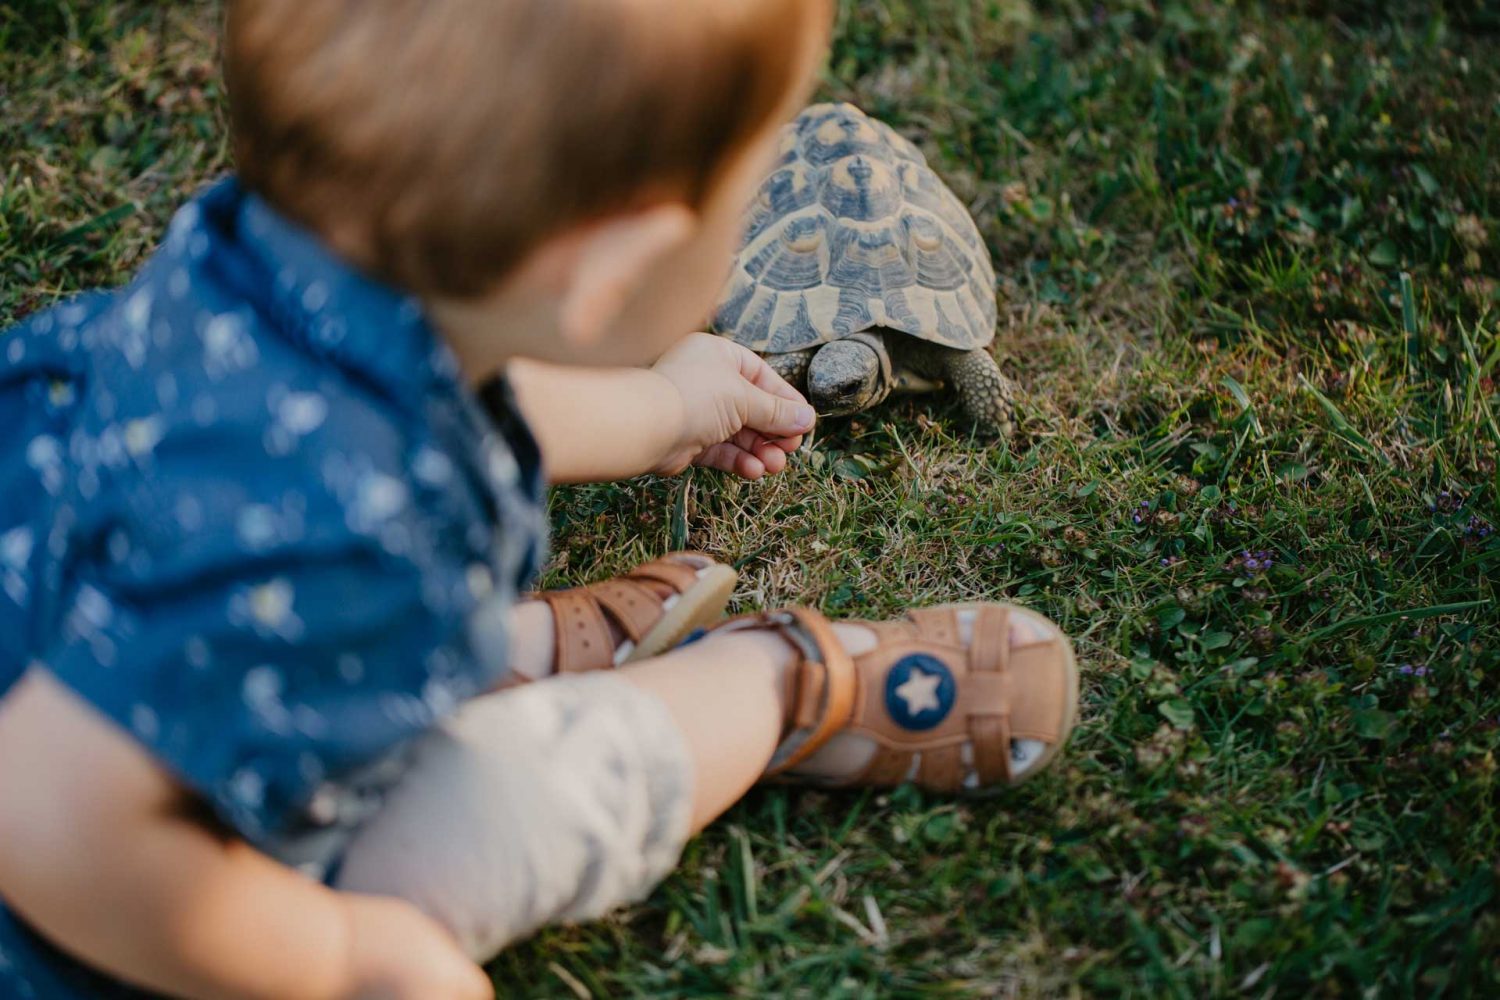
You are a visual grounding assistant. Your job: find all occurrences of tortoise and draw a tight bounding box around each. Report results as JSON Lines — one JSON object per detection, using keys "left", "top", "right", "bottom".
{"left": 713, "top": 102, "right": 1015, "bottom": 435}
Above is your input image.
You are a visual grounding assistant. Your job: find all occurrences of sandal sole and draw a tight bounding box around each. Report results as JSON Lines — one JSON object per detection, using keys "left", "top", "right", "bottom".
{"left": 622, "top": 562, "right": 739, "bottom": 664}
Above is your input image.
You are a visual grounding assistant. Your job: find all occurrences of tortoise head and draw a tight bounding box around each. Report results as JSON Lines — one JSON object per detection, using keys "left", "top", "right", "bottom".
{"left": 806, "top": 332, "right": 894, "bottom": 416}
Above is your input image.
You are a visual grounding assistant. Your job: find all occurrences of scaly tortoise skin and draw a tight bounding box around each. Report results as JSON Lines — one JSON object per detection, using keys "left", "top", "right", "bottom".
{"left": 713, "top": 102, "right": 1015, "bottom": 436}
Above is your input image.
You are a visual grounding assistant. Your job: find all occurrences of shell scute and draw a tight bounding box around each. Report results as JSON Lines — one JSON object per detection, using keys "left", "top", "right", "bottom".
{"left": 717, "top": 102, "right": 996, "bottom": 352}
{"left": 764, "top": 294, "right": 823, "bottom": 354}
{"left": 827, "top": 227, "right": 918, "bottom": 300}
{"left": 832, "top": 286, "right": 875, "bottom": 337}
{"left": 748, "top": 217, "right": 828, "bottom": 293}
{"left": 820, "top": 156, "right": 903, "bottom": 221}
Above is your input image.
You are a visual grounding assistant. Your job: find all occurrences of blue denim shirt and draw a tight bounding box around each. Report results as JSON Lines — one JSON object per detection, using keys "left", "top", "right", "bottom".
{"left": 0, "top": 178, "right": 546, "bottom": 996}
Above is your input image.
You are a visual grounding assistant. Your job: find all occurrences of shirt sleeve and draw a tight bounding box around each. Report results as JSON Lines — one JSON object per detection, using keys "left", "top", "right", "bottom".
{"left": 39, "top": 383, "right": 500, "bottom": 849}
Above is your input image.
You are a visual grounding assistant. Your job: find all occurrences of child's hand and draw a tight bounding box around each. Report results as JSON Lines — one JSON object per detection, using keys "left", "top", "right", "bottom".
{"left": 342, "top": 894, "right": 492, "bottom": 1000}
{"left": 651, "top": 332, "right": 816, "bottom": 479}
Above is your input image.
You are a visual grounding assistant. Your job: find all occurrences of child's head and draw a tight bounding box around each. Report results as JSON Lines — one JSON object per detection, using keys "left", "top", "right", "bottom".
{"left": 225, "top": 0, "right": 831, "bottom": 373}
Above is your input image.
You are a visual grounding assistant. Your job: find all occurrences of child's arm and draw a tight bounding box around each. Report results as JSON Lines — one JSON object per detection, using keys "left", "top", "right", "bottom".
{"left": 509, "top": 332, "right": 815, "bottom": 483}
{"left": 0, "top": 671, "right": 490, "bottom": 1000}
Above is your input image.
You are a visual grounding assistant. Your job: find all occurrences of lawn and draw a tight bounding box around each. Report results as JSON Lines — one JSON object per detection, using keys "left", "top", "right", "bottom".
{"left": 2, "top": 0, "right": 1498, "bottom": 996}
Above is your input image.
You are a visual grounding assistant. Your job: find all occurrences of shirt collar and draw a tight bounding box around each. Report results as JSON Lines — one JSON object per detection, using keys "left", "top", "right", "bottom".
{"left": 181, "top": 177, "right": 463, "bottom": 409}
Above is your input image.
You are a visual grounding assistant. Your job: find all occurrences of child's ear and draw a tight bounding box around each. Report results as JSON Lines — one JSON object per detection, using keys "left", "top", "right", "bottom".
{"left": 556, "top": 203, "right": 697, "bottom": 346}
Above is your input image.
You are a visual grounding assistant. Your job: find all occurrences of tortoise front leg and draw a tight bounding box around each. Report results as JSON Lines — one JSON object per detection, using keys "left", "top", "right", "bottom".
{"left": 763, "top": 349, "right": 816, "bottom": 394}
{"left": 942, "top": 347, "right": 1017, "bottom": 438}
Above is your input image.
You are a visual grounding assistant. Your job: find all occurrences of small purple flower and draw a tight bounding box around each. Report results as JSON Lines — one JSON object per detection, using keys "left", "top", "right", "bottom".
{"left": 1398, "top": 664, "right": 1414, "bottom": 676}
{"left": 1415, "top": 666, "right": 1428, "bottom": 677}
{"left": 1431, "top": 490, "right": 1464, "bottom": 515}
{"left": 1160, "top": 556, "right": 1181, "bottom": 567}
{"left": 1229, "top": 549, "right": 1276, "bottom": 575}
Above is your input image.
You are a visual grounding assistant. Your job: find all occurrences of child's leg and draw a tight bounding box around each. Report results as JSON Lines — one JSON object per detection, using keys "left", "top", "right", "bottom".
{"left": 501, "top": 600, "right": 555, "bottom": 681}
{"left": 496, "top": 603, "right": 880, "bottom": 825}
{"left": 333, "top": 608, "right": 1055, "bottom": 961}
{"left": 613, "top": 627, "right": 872, "bottom": 829}
{"left": 332, "top": 628, "right": 812, "bottom": 960}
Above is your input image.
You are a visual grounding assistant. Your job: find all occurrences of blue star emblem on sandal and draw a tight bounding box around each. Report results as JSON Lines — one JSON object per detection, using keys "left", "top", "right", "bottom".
{"left": 884, "top": 654, "right": 957, "bottom": 731}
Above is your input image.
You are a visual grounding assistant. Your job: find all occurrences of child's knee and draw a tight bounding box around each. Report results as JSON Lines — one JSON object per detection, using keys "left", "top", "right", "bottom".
{"left": 334, "top": 673, "right": 693, "bottom": 960}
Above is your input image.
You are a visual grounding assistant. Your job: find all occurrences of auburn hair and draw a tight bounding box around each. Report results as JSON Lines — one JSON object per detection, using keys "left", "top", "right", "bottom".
{"left": 224, "top": 0, "right": 826, "bottom": 297}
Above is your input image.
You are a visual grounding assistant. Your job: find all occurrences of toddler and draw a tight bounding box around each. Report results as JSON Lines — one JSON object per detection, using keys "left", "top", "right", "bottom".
{"left": 0, "top": 2, "right": 1079, "bottom": 997}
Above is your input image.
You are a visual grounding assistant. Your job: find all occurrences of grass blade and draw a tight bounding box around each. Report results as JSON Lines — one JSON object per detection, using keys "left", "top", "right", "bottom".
{"left": 1297, "top": 374, "right": 1392, "bottom": 466}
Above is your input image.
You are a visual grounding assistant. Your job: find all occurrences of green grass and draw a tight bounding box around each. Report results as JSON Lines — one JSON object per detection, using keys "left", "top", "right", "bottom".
{"left": 3, "top": 0, "right": 1499, "bottom": 995}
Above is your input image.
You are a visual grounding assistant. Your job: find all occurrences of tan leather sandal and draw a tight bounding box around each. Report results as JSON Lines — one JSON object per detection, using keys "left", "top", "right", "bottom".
{"left": 532, "top": 553, "right": 738, "bottom": 675}
{"left": 719, "top": 603, "right": 1078, "bottom": 793}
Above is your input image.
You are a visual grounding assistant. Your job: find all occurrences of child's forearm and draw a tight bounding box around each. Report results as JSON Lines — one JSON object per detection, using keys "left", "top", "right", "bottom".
{"left": 25, "top": 833, "right": 357, "bottom": 1000}
{"left": 506, "top": 359, "right": 684, "bottom": 482}
{"left": 0, "top": 672, "right": 354, "bottom": 1000}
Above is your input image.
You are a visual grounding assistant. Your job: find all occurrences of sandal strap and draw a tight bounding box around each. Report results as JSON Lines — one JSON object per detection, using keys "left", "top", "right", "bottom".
{"left": 533, "top": 554, "right": 711, "bottom": 674}
{"left": 540, "top": 588, "right": 616, "bottom": 674}
{"left": 587, "top": 579, "right": 663, "bottom": 644}
{"left": 625, "top": 556, "right": 703, "bottom": 593}
{"left": 718, "top": 608, "right": 857, "bottom": 776}
{"left": 967, "top": 606, "right": 1014, "bottom": 785}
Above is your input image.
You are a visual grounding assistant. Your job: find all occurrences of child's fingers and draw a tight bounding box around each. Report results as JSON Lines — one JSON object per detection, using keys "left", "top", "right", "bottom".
{"left": 696, "top": 427, "right": 799, "bottom": 481}
{"left": 755, "top": 442, "right": 788, "bottom": 475}
{"left": 733, "top": 449, "right": 768, "bottom": 480}
{"left": 769, "top": 434, "right": 803, "bottom": 453}
{"left": 730, "top": 428, "right": 800, "bottom": 464}
{"left": 753, "top": 364, "right": 808, "bottom": 403}
{"left": 742, "top": 384, "right": 815, "bottom": 439}
{"left": 694, "top": 442, "right": 767, "bottom": 480}
{"left": 735, "top": 342, "right": 811, "bottom": 405}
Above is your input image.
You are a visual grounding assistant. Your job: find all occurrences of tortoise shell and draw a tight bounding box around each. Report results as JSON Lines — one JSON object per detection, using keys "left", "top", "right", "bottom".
{"left": 714, "top": 102, "right": 997, "bottom": 354}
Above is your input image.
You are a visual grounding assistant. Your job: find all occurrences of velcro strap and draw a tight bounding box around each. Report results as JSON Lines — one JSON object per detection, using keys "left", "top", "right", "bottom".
{"left": 587, "top": 579, "right": 661, "bottom": 644}
{"left": 969, "top": 715, "right": 1012, "bottom": 785}
{"left": 968, "top": 606, "right": 1010, "bottom": 677}
{"left": 542, "top": 589, "right": 615, "bottom": 674}
{"left": 761, "top": 608, "right": 857, "bottom": 776}
{"left": 626, "top": 558, "right": 700, "bottom": 594}
{"left": 966, "top": 607, "right": 1015, "bottom": 785}
{"left": 793, "top": 662, "right": 827, "bottom": 729}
